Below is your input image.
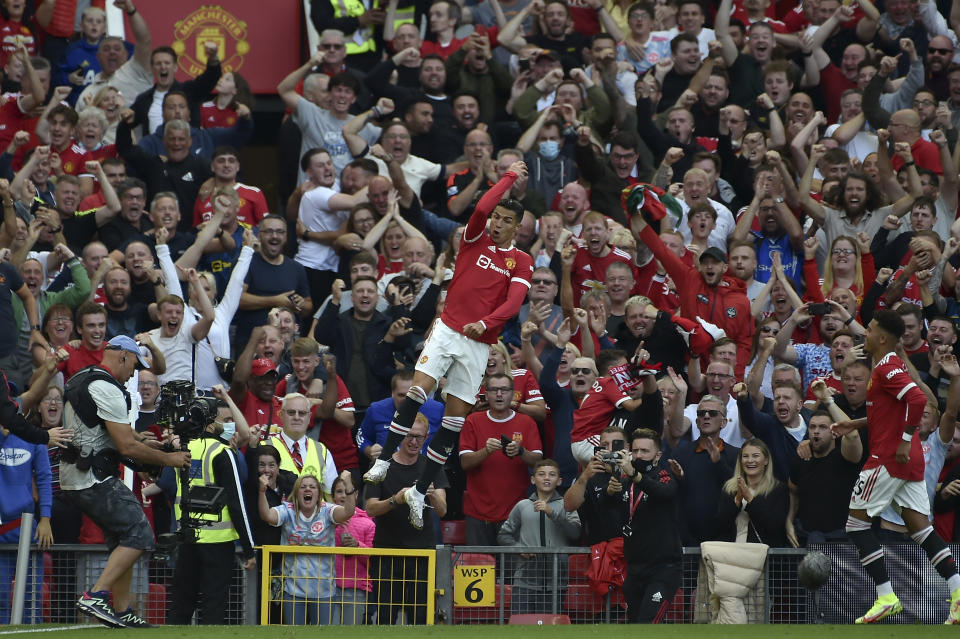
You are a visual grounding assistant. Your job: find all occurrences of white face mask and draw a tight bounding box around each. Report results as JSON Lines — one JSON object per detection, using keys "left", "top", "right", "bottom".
{"left": 221, "top": 421, "right": 236, "bottom": 441}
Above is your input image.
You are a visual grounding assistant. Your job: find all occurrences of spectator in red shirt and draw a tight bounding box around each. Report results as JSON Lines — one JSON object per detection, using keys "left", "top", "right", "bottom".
{"left": 420, "top": 1, "right": 467, "bottom": 60}
{"left": 459, "top": 373, "right": 543, "bottom": 544}
{"left": 58, "top": 301, "right": 106, "bottom": 378}
{"left": 889, "top": 109, "right": 943, "bottom": 175}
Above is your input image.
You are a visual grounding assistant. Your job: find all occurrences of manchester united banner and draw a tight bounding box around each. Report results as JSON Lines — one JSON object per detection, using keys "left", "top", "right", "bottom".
{"left": 132, "top": 2, "right": 302, "bottom": 93}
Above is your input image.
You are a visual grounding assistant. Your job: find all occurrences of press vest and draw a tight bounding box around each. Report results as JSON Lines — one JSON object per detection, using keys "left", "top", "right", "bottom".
{"left": 174, "top": 437, "right": 238, "bottom": 544}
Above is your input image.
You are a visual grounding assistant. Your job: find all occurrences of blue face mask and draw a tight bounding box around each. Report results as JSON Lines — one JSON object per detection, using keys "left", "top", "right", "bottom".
{"left": 539, "top": 140, "right": 560, "bottom": 160}
{"left": 221, "top": 421, "right": 236, "bottom": 441}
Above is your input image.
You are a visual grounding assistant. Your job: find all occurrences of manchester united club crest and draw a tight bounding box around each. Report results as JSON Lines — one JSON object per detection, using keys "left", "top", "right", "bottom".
{"left": 172, "top": 6, "right": 249, "bottom": 76}
{"left": 419, "top": 355, "right": 429, "bottom": 364}
{"left": 505, "top": 257, "right": 516, "bottom": 270}
{"left": 311, "top": 520, "right": 324, "bottom": 534}
{"left": 725, "top": 307, "right": 737, "bottom": 318}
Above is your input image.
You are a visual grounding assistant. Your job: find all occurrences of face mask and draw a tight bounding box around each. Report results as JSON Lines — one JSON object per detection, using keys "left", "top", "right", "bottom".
{"left": 539, "top": 140, "right": 560, "bottom": 160}
{"left": 221, "top": 421, "right": 236, "bottom": 441}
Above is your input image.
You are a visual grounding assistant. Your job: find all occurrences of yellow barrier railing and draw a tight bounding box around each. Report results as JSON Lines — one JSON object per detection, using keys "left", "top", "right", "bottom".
{"left": 259, "top": 545, "right": 436, "bottom": 625}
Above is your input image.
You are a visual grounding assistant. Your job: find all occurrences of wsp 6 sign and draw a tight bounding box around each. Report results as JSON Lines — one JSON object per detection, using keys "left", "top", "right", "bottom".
{"left": 453, "top": 565, "right": 496, "bottom": 606}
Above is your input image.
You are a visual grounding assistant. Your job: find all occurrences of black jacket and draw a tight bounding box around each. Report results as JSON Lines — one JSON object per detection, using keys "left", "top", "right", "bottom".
{"left": 622, "top": 459, "right": 682, "bottom": 569}
{"left": 314, "top": 302, "right": 410, "bottom": 405}
{"left": 116, "top": 118, "right": 212, "bottom": 233}
{"left": 0, "top": 370, "right": 52, "bottom": 444}
{"left": 714, "top": 480, "right": 790, "bottom": 547}
{"left": 131, "top": 60, "right": 221, "bottom": 135}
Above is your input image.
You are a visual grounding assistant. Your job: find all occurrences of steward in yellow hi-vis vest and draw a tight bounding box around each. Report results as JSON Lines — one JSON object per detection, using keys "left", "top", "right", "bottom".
{"left": 310, "top": 0, "right": 417, "bottom": 71}
{"left": 168, "top": 433, "right": 257, "bottom": 624}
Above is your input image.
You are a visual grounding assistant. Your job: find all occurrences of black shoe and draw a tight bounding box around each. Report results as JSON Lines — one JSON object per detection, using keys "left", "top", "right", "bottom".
{"left": 77, "top": 590, "right": 123, "bottom": 628}
{"left": 119, "top": 608, "right": 153, "bottom": 628}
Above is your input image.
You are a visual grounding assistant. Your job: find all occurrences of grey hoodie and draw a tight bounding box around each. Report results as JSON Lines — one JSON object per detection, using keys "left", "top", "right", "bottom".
{"left": 497, "top": 491, "right": 581, "bottom": 590}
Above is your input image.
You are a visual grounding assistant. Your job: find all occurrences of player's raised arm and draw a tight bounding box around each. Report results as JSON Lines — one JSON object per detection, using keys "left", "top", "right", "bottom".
{"left": 465, "top": 161, "right": 528, "bottom": 243}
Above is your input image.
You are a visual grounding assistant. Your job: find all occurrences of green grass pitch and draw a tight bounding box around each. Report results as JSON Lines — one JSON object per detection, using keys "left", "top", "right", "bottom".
{"left": 0, "top": 626, "right": 944, "bottom": 638}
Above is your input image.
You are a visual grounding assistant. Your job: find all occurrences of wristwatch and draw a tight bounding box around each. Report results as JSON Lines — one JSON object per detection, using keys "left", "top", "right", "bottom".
{"left": 774, "top": 197, "right": 784, "bottom": 204}
{"left": 388, "top": 495, "right": 397, "bottom": 507}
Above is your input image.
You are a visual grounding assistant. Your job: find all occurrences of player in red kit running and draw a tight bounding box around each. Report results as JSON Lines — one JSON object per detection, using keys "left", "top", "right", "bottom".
{"left": 831, "top": 309, "right": 960, "bottom": 624}
{"left": 363, "top": 161, "right": 534, "bottom": 528}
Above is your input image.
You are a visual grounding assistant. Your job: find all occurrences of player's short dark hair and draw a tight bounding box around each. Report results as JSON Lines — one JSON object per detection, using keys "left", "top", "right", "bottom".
{"left": 402, "top": 96, "right": 432, "bottom": 116}
{"left": 150, "top": 46, "right": 177, "bottom": 64}
{"left": 830, "top": 329, "right": 855, "bottom": 345}
{"left": 352, "top": 275, "right": 378, "bottom": 289}
{"left": 596, "top": 349, "right": 628, "bottom": 375}
{"left": 591, "top": 33, "right": 616, "bottom": 48}
{"left": 329, "top": 71, "right": 360, "bottom": 94}
{"left": 162, "top": 90, "right": 188, "bottom": 109}
{"left": 47, "top": 104, "right": 78, "bottom": 125}
{"left": 256, "top": 446, "right": 281, "bottom": 465}
{"left": 498, "top": 198, "right": 524, "bottom": 221}
{"left": 212, "top": 146, "right": 240, "bottom": 161}
{"left": 533, "top": 458, "right": 560, "bottom": 473}
{"left": 76, "top": 300, "right": 107, "bottom": 324}
{"left": 631, "top": 427, "right": 661, "bottom": 451}
{"left": 485, "top": 372, "right": 514, "bottom": 390}
{"left": 610, "top": 130, "right": 639, "bottom": 152}
{"left": 929, "top": 315, "right": 958, "bottom": 334}
{"left": 874, "top": 309, "right": 905, "bottom": 339}
{"left": 392, "top": 370, "right": 415, "bottom": 389}
{"left": 896, "top": 303, "right": 924, "bottom": 323}
{"left": 345, "top": 157, "right": 379, "bottom": 177}
{"left": 670, "top": 32, "right": 699, "bottom": 54}
{"left": 349, "top": 250, "right": 377, "bottom": 271}
{"left": 300, "top": 147, "right": 330, "bottom": 172}
{"left": 116, "top": 178, "right": 147, "bottom": 198}
{"left": 809, "top": 409, "right": 832, "bottom": 422}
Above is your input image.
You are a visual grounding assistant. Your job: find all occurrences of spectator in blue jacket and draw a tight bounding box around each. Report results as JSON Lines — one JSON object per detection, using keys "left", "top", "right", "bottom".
{"left": 55, "top": 6, "right": 132, "bottom": 105}
{"left": 359, "top": 370, "right": 443, "bottom": 464}
{"left": 733, "top": 381, "right": 806, "bottom": 482}
{"left": 0, "top": 426, "right": 52, "bottom": 624}
{"left": 136, "top": 91, "right": 253, "bottom": 161}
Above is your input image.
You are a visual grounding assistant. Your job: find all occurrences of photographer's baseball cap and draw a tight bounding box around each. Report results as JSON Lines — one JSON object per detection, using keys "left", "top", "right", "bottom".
{"left": 251, "top": 358, "right": 278, "bottom": 377}
{"left": 106, "top": 335, "right": 150, "bottom": 368}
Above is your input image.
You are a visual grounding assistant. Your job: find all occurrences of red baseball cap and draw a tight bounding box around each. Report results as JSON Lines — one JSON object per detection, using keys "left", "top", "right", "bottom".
{"left": 251, "top": 358, "right": 278, "bottom": 377}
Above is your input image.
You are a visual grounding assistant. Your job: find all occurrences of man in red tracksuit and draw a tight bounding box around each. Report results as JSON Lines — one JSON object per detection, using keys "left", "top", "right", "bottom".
{"left": 633, "top": 217, "right": 753, "bottom": 378}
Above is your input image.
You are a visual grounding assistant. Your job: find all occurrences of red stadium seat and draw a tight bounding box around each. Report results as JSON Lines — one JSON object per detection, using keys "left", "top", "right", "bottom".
{"left": 568, "top": 554, "right": 591, "bottom": 583}
{"left": 441, "top": 520, "right": 466, "bottom": 545}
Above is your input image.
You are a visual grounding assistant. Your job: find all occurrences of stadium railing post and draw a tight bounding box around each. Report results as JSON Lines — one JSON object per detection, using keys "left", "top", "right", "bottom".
{"left": 10, "top": 511, "right": 34, "bottom": 625}
{"left": 435, "top": 545, "right": 453, "bottom": 624}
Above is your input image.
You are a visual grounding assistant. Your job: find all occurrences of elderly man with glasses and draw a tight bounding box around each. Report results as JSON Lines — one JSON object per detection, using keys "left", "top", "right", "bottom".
{"left": 667, "top": 393, "right": 739, "bottom": 545}
{"left": 262, "top": 392, "right": 338, "bottom": 501}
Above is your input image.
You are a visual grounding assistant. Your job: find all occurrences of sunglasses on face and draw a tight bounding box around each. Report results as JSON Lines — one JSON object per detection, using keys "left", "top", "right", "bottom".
{"left": 929, "top": 47, "right": 953, "bottom": 55}
{"left": 697, "top": 409, "right": 722, "bottom": 417}
{"left": 571, "top": 367, "right": 593, "bottom": 375}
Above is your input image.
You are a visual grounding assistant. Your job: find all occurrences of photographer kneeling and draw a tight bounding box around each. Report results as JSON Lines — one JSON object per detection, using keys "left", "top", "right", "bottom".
{"left": 166, "top": 385, "right": 257, "bottom": 625}
{"left": 63, "top": 336, "right": 192, "bottom": 628}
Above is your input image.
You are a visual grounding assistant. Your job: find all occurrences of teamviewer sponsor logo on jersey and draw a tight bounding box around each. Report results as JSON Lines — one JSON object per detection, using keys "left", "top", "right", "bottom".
{"left": 475, "top": 254, "right": 510, "bottom": 276}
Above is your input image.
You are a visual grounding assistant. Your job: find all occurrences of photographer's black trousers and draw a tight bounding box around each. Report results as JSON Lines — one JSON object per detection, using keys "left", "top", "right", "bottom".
{"left": 168, "top": 541, "right": 235, "bottom": 624}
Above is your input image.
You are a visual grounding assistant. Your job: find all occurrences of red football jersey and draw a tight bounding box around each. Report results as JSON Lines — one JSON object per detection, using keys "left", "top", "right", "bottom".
{"left": 864, "top": 352, "right": 927, "bottom": 480}
{"left": 200, "top": 101, "right": 239, "bottom": 129}
{"left": 571, "top": 245, "right": 634, "bottom": 305}
{"left": 440, "top": 171, "right": 534, "bottom": 344}
{"left": 804, "top": 372, "right": 842, "bottom": 402}
{"left": 571, "top": 376, "right": 630, "bottom": 442}
{"left": 0, "top": 19, "right": 35, "bottom": 68}
{"left": 59, "top": 344, "right": 105, "bottom": 378}
{"left": 57, "top": 143, "right": 88, "bottom": 177}
{"left": 193, "top": 183, "right": 270, "bottom": 226}
{"left": 0, "top": 94, "right": 37, "bottom": 151}
{"left": 459, "top": 410, "right": 543, "bottom": 521}
{"left": 377, "top": 255, "right": 403, "bottom": 278}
